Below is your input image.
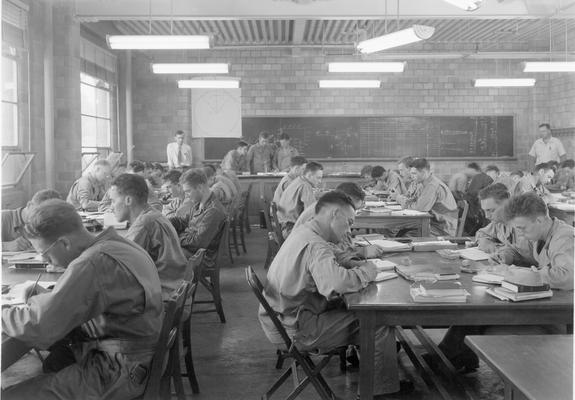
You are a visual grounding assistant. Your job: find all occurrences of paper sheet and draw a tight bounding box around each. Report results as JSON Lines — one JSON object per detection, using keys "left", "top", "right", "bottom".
{"left": 456, "top": 247, "right": 491, "bottom": 261}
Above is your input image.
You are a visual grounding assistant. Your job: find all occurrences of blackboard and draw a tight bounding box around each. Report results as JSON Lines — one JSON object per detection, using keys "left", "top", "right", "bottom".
{"left": 204, "top": 116, "right": 514, "bottom": 160}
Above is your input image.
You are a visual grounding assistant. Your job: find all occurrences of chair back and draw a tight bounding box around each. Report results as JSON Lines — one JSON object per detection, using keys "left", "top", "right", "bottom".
{"left": 457, "top": 199, "right": 469, "bottom": 237}
{"left": 261, "top": 197, "right": 274, "bottom": 233}
{"left": 245, "top": 266, "right": 292, "bottom": 349}
{"left": 215, "top": 218, "right": 231, "bottom": 267}
{"left": 270, "top": 202, "right": 285, "bottom": 245}
{"left": 143, "top": 281, "right": 192, "bottom": 400}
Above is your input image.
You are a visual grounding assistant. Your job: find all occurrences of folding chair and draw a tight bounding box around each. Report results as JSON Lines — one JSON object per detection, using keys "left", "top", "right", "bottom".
{"left": 243, "top": 182, "right": 254, "bottom": 234}
{"left": 270, "top": 202, "right": 285, "bottom": 246}
{"left": 245, "top": 266, "right": 340, "bottom": 400}
{"left": 261, "top": 197, "right": 281, "bottom": 270}
{"left": 456, "top": 200, "right": 469, "bottom": 237}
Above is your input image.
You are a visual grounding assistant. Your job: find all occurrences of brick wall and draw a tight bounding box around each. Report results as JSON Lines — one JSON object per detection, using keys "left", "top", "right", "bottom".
{"left": 131, "top": 48, "right": 557, "bottom": 179}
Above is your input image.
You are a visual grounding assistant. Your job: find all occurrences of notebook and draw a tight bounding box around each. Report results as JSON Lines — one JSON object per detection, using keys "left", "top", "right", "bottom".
{"left": 367, "top": 259, "right": 398, "bottom": 271}
{"left": 374, "top": 271, "right": 399, "bottom": 282}
{"left": 368, "top": 240, "right": 412, "bottom": 252}
{"left": 410, "top": 284, "right": 469, "bottom": 303}
{"left": 486, "top": 287, "right": 553, "bottom": 302}
{"left": 472, "top": 273, "right": 505, "bottom": 284}
{"left": 456, "top": 247, "right": 492, "bottom": 261}
{"left": 412, "top": 241, "right": 458, "bottom": 252}
{"left": 395, "top": 264, "right": 460, "bottom": 281}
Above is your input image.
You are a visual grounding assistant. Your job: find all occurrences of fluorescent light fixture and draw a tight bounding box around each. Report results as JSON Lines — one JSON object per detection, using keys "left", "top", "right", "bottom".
{"left": 357, "top": 25, "right": 435, "bottom": 54}
{"left": 152, "top": 63, "right": 229, "bottom": 74}
{"left": 107, "top": 35, "right": 210, "bottom": 50}
{"left": 442, "top": 0, "right": 482, "bottom": 11}
{"left": 474, "top": 78, "right": 536, "bottom": 87}
{"left": 319, "top": 80, "right": 381, "bottom": 88}
{"left": 328, "top": 62, "right": 405, "bottom": 73}
{"left": 523, "top": 62, "right": 575, "bottom": 73}
{"left": 178, "top": 80, "right": 239, "bottom": 89}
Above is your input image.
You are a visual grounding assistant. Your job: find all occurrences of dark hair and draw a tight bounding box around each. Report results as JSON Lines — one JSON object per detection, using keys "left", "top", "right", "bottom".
{"left": 30, "top": 189, "right": 62, "bottom": 206}
{"left": 24, "top": 199, "right": 83, "bottom": 241}
{"left": 534, "top": 162, "right": 552, "bottom": 173}
{"left": 181, "top": 169, "right": 208, "bottom": 187}
{"left": 485, "top": 165, "right": 500, "bottom": 174}
{"left": 397, "top": 156, "right": 414, "bottom": 168}
{"left": 152, "top": 162, "right": 165, "bottom": 172}
{"left": 547, "top": 160, "right": 559, "bottom": 172}
{"left": 503, "top": 192, "right": 548, "bottom": 221}
{"left": 360, "top": 165, "right": 373, "bottom": 176}
{"left": 258, "top": 131, "right": 270, "bottom": 139}
{"left": 175, "top": 130, "right": 185, "bottom": 136}
{"left": 112, "top": 173, "right": 149, "bottom": 204}
{"left": 202, "top": 166, "right": 216, "bottom": 179}
{"left": 314, "top": 190, "right": 355, "bottom": 215}
{"left": 371, "top": 166, "right": 385, "bottom": 179}
{"left": 561, "top": 159, "right": 575, "bottom": 169}
{"left": 510, "top": 170, "right": 524, "bottom": 178}
{"left": 467, "top": 162, "right": 481, "bottom": 172}
{"left": 478, "top": 183, "right": 510, "bottom": 201}
{"left": 538, "top": 123, "right": 551, "bottom": 130}
{"left": 237, "top": 141, "right": 249, "bottom": 148}
{"left": 290, "top": 156, "right": 307, "bottom": 167}
{"left": 335, "top": 182, "right": 366, "bottom": 203}
{"left": 144, "top": 161, "right": 154, "bottom": 170}
{"left": 129, "top": 160, "right": 146, "bottom": 173}
{"left": 279, "top": 133, "right": 290, "bottom": 140}
{"left": 304, "top": 161, "right": 323, "bottom": 174}
{"left": 163, "top": 169, "right": 182, "bottom": 185}
{"left": 410, "top": 158, "right": 430, "bottom": 171}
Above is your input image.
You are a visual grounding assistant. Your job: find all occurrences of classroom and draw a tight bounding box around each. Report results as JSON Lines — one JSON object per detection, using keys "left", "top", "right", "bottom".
{"left": 1, "top": 0, "right": 574, "bottom": 399}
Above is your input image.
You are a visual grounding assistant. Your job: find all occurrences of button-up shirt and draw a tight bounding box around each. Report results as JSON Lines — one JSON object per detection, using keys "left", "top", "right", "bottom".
{"left": 125, "top": 206, "right": 190, "bottom": 300}
{"left": 272, "top": 173, "right": 298, "bottom": 204}
{"left": 529, "top": 137, "right": 566, "bottom": 164}
{"left": 476, "top": 219, "right": 535, "bottom": 266}
{"left": 1, "top": 208, "right": 31, "bottom": 251}
{"left": 66, "top": 174, "right": 107, "bottom": 211}
{"left": 166, "top": 142, "right": 193, "bottom": 169}
{"left": 514, "top": 174, "right": 553, "bottom": 203}
{"left": 374, "top": 170, "right": 402, "bottom": 192}
{"left": 221, "top": 149, "right": 247, "bottom": 174}
{"left": 276, "top": 176, "right": 316, "bottom": 225}
{"left": 246, "top": 143, "right": 274, "bottom": 174}
{"left": 258, "top": 219, "right": 376, "bottom": 344}
{"left": 274, "top": 145, "right": 299, "bottom": 172}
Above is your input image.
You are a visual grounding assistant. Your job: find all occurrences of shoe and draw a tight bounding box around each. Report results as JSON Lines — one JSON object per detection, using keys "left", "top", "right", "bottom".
{"left": 357, "top": 380, "right": 415, "bottom": 399}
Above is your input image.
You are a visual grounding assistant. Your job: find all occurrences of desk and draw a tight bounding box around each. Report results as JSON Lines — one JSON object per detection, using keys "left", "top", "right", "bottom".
{"left": 353, "top": 211, "right": 431, "bottom": 237}
{"left": 465, "top": 335, "right": 573, "bottom": 400}
{"left": 344, "top": 252, "right": 574, "bottom": 400}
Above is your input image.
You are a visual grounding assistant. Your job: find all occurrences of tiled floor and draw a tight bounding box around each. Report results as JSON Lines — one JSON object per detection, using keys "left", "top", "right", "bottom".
{"left": 2, "top": 227, "right": 505, "bottom": 399}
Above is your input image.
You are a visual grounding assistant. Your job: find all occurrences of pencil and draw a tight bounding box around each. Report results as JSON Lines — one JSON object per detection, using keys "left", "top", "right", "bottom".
{"left": 31, "top": 273, "right": 42, "bottom": 298}
{"left": 363, "top": 237, "right": 373, "bottom": 245}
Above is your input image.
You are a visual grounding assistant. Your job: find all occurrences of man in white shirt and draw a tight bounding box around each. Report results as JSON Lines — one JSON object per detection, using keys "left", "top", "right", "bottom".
{"left": 167, "top": 130, "right": 193, "bottom": 169}
{"left": 528, "top": 123, "right": 566, "bottom": 167}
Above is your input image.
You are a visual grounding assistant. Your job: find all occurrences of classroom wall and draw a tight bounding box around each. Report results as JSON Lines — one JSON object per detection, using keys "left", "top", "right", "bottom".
{"left": 130, "top": 48, "right": 564, "bottom": 180}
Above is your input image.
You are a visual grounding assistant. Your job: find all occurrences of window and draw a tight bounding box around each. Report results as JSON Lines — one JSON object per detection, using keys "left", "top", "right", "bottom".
{"left": 81, "top": 72, "right": 111, "bottom": 152}
{"left": 2, "top": 56, "right": 18, "bottom": 147}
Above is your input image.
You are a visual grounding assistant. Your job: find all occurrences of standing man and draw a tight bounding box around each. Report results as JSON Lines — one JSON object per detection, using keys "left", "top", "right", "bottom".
{"left": 274, "top": 133, "right": 299, "bottom": 172}
{"left": 66, "top": 159, "right": 112, "bottom": 211}
{"left": 221, "top": 141, "right": 249, "bottom": 174}
{"left": 528, "top": 123, "right": 566, "bottom": 168}
{"left": 167, "top": 130, "right": 193, "bottom": 169}
{"left": 246, "top": 132, "right": 274, "bottom": 174}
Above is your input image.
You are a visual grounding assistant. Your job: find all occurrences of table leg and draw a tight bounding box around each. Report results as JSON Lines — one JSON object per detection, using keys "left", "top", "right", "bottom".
{"left": 421, "top": 218, "right": 430, "bottom": 237}
{"left": 359, "top": 312, "right": 375, "bottom": 400}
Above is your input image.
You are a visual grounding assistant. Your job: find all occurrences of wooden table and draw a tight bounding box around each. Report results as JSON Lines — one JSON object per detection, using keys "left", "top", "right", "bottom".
{"left": 353, "top": 210, "right": 431, "bottom": 236}
{"left": 465, "top": 335, "right": 573, "bottom": 400}
{"left": 344, "top": 252, "right": 574, "bottom": 400}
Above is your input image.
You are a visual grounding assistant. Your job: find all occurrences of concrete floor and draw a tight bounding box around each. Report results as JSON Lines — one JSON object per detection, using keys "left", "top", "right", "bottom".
{"left": 2, "top": 227, "right": 505, "bottom": 399}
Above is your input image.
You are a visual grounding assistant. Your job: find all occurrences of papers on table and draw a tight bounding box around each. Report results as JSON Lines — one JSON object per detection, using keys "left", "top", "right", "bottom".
{"left": 365, "top": 201, "right": 387, "bottom": 208}
{"left": 549, "top": 202, "right": 575, "bottom": 212}
{"left": 365, "top": 207, "right": 392, "bottom": 214}
{"left": 4, "top": 252, "right": 47, "bottom": 268}
{"left": 385, "top": 205, "right": 403, "bottom": 211}
{"left": 368, "top": 259, "right": 398, "bottom": 271}
{"left": 410, "top": 281, "right": 470, "bottom": 303}
{"left": 390, "top": 210, "right": 428, "bottom": 216}
{"left": 369, "top": 239, "right": 412, "bottom": 252}
{"left": 374, "top": 271, "right": 398, "bottom": 282}
{"left": 395, "top": 264, "right": 460, "bottom": 281}
{"left": 456, "top": 247, "right": 492, "bottom": 261}
{"left": 486, "top": 287, "right": 553, "bottom": 302}
{"left": 4, "top": 252, "right": 39, "bottom": 262}
{"left": 472, "top": 273, "right": 505, "bottom": 285}
{"left": 2, "top": 281, "right": 57, "bottom": 306}
{"left": 412, "top": 241, "right": 457, "bottom": 252}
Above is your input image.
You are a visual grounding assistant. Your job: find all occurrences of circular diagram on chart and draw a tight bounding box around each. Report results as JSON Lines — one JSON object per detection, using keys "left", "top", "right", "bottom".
{"left": 192, "top": 90, "right": 241, "bottom": 137}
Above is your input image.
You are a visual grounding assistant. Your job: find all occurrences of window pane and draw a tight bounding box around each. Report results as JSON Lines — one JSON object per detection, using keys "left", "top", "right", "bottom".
{"left": 95, "top": 87, "right": 110, "bottom": 118}
{"left": 81, "top": 83, "right": 96, "bottom": 116}
{"left": 81, "top": 115, "right": 97, "bottom": 147}
{"left": 96, "top": 118, "right": 111, "bottom": 147}
{"left": 1, "top": 153, "right": 34, "bottom": 186}
{"left": 2, "top": 102, "right": 18, "bottom": 146}
{"left": 2, "top": 57, "right": 17, "bottom": 102}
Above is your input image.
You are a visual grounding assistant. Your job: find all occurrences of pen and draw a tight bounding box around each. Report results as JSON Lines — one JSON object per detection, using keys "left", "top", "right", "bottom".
{"left": 363, "top": 237, "right": 373, "bottom": 245}
{"left": 30, "top": 273, "right": 42, "bottom": 299}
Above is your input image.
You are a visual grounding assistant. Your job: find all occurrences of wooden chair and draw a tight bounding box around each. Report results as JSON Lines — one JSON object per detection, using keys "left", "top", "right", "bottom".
{"left": 191, "top": 220, "right": 228, "bottom": 323}
{"left": 243, "top": 182, "right": 253, "bottom": 234}
{"left": 142, "top": 281, "right": 192, "bottom": 400}
{"left": 270, "top": 202, "right": 285, "bottom": 246}
{"left": 245, "top": 266, "right": 340, "bottom": 400}
{"left": 237, "top": 189, "right": 250, "bottom": 253}
{"left": 262, "top": 197, "right": 281, "bottom": 270}
{"left": 456, "top": 199, "right": 469, "bottom": 237}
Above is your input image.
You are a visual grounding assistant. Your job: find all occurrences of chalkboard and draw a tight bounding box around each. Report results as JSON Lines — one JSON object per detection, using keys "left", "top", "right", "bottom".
{"left": 204, "top": 116, "right": 514, "bottom": 160}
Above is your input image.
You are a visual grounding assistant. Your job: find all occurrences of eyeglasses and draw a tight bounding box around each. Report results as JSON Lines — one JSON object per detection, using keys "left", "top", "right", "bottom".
{"left": 38, "top": 238, "right": 61, "bottom": 260}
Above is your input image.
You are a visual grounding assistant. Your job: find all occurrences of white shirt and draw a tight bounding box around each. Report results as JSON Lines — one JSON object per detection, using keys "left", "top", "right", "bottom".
{"left": 528, "top": 137, "right": 566, "bottom": 164}
{"left": 166, "top": 142, "right": 193, "bottom": 169}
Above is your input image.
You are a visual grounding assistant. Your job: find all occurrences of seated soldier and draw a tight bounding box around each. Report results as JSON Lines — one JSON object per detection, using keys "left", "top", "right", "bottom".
{"left": 2, "top": 189, "right": 62, "bottom": 251}
{"left": 109, "top": 174, "right": 189, "bottom": 301}
{"left": 547, "top": 159, "right": 575, "bottom": 191}
{"left": 465, "top": 164, "right": 494, "bottom": 234}
{"left": 169, "top": 169, "right": 227, "bottom": 268}
{"left": 2, "top": 199, "right": 163, "bottom": 400}
{"left": 272, "top": 156, "right": 307, "bottom": 204}
{"left": 203, "top": 165, "right": 234, "bottom": 211}
{"left": 475, "top": 183, "right": 535, "bottom": 266}
{"left": 276, "top": 161, "right": 323, "bottom": 238}
{"left": 396, "top": 158, "right": 458, "bottom": 236}
{"left": 370, "top": 166, "right": 402, "bottom": 193}
{"left": 514, "top": 162, "right": 555, "bottom": 203}
{"left": 66, "top": 159, "right": 112, "bottom": 211}
{"left": 161, "top": 169, "right": 186, "bottom": 218}
{"left": 260, "top": 191, "right": 410, "bottom": 397}
{"left": 508, "top": 170, "right": 524, "bottom": 194}
{"left": 359, "top": 165, "right": 374, "bottom": 189}
{"left": 211, "top": 164, "right": 239, "bottom": 207}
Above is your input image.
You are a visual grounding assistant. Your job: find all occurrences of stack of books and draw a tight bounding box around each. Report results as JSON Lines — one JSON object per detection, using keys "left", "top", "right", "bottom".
{"left": 410, "top": 281, "right": 470, "bottom": 303}
{"left": 487, "top": 281, "right": 552, "bottom": 302}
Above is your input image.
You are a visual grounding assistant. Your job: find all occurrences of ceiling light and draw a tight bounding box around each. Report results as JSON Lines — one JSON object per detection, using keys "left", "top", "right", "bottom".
{"left": 178, "top": 80, "right": 239, "bottom": 89}
{"left": 152, "top": 63, "right": 229, "bottom": 74}
{"left": 328, "top": 62, "right": 405, "bottom": 73}
{"left": 319, "top": 80, "right": 381, "bottom": 88}
{"left": 442, "top": 0, "right": 482, "bottom": 11}
{"left": 357, "top": 25, "right": 435, "bottom": 54}
{"left": 474, "top": 79, "right": 536, "bottom": 87}
{"left": 107, "top": 35, "right": 210, "bottom": 50}
{"left": 523, "top": 62, "right": 575, "bottom": 73}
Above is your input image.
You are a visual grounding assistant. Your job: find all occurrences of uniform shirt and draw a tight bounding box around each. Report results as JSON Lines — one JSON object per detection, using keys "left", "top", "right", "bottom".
{"left": 1, "top": 208, "right": 31, "bottom": 252}
{"left": 66, "top": 174, "right": 107, "bottom": 211}
{"left": 2, "top": 228, "right": 163, "bottom": 353}
{"left": 514, "top": 174, "right": 552, "bottom": 203}
{"left": 211, "top": 181, "right": 234, "bottom": 211}
{"left": 246, "top": 143, "right": 274, "bottom": 174}
{"left": 274, "top": 146, "right": 299, "bottom": 172}
{"left": 272, "top": 173, "right": 298, "bottom": 204}
{"left": 125, "top": 206, "right": 189, "bottom": 300}
{"left": 476, "top": 219, "right": 535, "bottom": 266}
{"left": 222, "top": 170, "right": 242, "bottom": 195}
{"left": 162, "top": 196, "right": 184, "bottom": 218}
{"left": 448, "top": 172, "right": 468, "bottom": 193}
{"left": 166, "top": 142, "right": 193, "bottom": 169}
{"left": 547, "top": 168, "right": 575, "bottom": 191}
{"left": 276, "top": 176, "right": 316, "bottom": 225}
{"left": 531, "top": 218, "right": 574, "bottom": 290}
{"left": 221, "top": 149, "right": 247, "bottom": 173}
{"left": 258, "top": 219, "right": 377, "bottom": 344}
{"left": 529, "top": 137, "right": 566, "bottom": 164}
{"left": 404, "top": 174, "right": 458, "bottom": 236}
{"left": 373, "top": 170, "right": 402, "bottom": 192}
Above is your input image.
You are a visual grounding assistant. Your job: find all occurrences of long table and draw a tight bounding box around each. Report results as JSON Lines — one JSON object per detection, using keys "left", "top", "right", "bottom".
{"left": 353, "top": 210, "right": 431, "bottom": 236}
{"left": 343, "top": 252, "right": 574, "bottom": 400}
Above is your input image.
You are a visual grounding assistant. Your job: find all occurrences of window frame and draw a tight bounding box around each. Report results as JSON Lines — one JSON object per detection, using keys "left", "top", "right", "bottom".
{"left": 80, "top": 72, "right": 113, "bottom": 153}
{"left": 2, "top": 53, "right": 21, "bottom": 150}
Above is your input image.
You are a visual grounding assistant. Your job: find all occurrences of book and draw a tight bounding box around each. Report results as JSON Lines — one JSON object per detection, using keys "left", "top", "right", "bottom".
{"left": 419, "top": 281, "right": 467, "bottom": 297}
{"left": 410, "top": 285, "right": 469, "bottom": 303}
{"left": 412, "top": 241, "right": 458, "bottom": 252}
{"left": 472, "top": 273, "right": 505, "bottom": 285}
{"left": 374, "top": 271, "right": 399, "bottom": 282}
{"left": 395, "top": 264, "right": 460, "bottom": 282}
{"left": 368, "top": 259, "right": 398, "bottom": 271}
{"left": 488, "top": 287, "right": 553, "bottom": 302}
{"left": 369, "top": 239, "right": 412, "bottom": 252}
{"left": 456, "top": 247, "right": 491, "bottom": 261}
{"left": 500, "top": 281, "right": 551, "bottom": 293}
